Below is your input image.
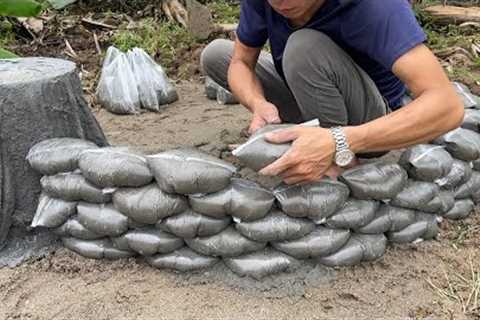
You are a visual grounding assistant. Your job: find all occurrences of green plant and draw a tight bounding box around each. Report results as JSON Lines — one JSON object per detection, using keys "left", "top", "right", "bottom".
{"left": 207, "top": 0, "right": 240, "bottom": 24}
{"left": 0, "top": 0, "right": 42, "bottom": 58}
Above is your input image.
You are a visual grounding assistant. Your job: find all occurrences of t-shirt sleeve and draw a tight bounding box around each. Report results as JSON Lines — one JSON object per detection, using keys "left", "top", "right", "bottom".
{"left": 342, "top": 0, "right": 427, "bottom": 70}
{"left": 236, "top": 0, "right": 269, "bottom": 48}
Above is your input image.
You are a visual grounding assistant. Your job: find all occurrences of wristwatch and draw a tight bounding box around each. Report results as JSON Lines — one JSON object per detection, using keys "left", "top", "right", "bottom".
{"left": 329, "top": 126, "right": 355, "bottom": 168}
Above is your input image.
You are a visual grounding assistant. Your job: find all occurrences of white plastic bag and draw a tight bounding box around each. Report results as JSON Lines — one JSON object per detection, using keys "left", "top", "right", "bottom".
{"left": 96, "top": 47, "right": 141, "bottom": 114}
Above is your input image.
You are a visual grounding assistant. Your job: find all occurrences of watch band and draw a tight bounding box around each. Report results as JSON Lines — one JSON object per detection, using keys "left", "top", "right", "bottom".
{"left": 330, "top": 126, "right": 350, "bottom": 152}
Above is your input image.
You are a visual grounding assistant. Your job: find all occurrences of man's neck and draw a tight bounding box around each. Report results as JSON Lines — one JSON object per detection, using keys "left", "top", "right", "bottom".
{"left": 290, "top": 0, "right": 327, "bottom": 27}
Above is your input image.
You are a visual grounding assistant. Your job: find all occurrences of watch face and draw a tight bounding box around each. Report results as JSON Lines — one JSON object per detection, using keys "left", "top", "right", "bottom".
{"left": 335, "top": 150, "right": 355, "bottom": 167}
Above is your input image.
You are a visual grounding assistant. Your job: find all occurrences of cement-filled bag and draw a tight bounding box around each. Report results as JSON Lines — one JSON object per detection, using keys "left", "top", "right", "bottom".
{"left": 455, "top": 171, "right": 480, "bottom": 199}
{"left": 433, "top": 128, "right": 480, "bottom": 162}
{"left": 77, "top": 202, "right": 129, "bottom": 237}
{"left": 79, "top": 148, "right": 153, "bottom": 188}
{"left": 435, "top": 159, "right": 472, "bottom": 190}
{"left": 235, "top": 209, "right": 315, "bottom": 242}
{"left": 462, "top": 109, "right": 480, "bottom": 132}
{"left": 157, "top": 209, "right": 232, "bottom": 239}
{"left": 272, "top": 227, "right": 351, "bottom": 259}
{"left": 339, "top": 162, "right": 407, "bottom": 200}
{"left": 188, "top": 178, "right": 275, "bottom": 221}
{"left": 232, "top": 119, "right": 320, "bottom": 171}
{"left": 453, "top": 81, "right": 479, "bottom": 109}
{"left": 274, "top": 180, "right": 349, "bottom": 223}
{"left": 185, "top": 226, "right": 266, "bottom": 258}
{"left": 224, "top": 248, "right": 298, "bottom": 280}
{"left": 54, "top": 216, "right": 103, "bottom": 240}
{"left": 27, "top": 138, "right": 99, "bottom": 175}
{"left": 146, "top": 247, "right": 219, "bottom": 272}
{"left": 123, "top": 228, "right": 184, "bottom": 256}
{"left": 62, "top": 237, "right": 135, "bottom": 260}
{"left": 147, "top": 148, "right": 236, "bottom": 195}
{"left": 113, "top": 183, "right": 188, "bottom": 225}
{"left": 444, "top": 199, "right": 475, "bottom": 220}
{"left": 399, "top": 144, "right": 453, "bottom": 182}
{"left": 357, "top": 204, "right": 416, "bottom": 234}
{"left": 387, "top": 221, "right": 429, "bottom": 244}
{"left": 326, "top": 199, "right": 378, "bottom": 230}
{"left": 41, "top": 173, "right": 112, "bottom": 203}
{"left": 390, "top": 180, "right": 441, "bottom": 213}
{"left": 31, "top": 193, "right": 77, "bottom": 228}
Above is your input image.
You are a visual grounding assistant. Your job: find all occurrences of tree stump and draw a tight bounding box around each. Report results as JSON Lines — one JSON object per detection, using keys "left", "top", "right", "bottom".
{"left": 0, "top": 57, "right": 108, "bottom": 251}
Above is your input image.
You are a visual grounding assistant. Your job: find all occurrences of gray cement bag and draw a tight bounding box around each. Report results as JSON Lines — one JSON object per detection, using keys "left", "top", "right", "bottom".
{"left": 415, "top": 212, "right": 440, "bottom": 240}
{"left": 41, "top": 173, "right": 112, "bottom": 203}
{"left": 185, "top": 226, "right": 266, "bottom": 257}
{"left": 147, "top": 148, "right": 236, "bottom": 195}
{"left": 62, "top": 237, "right": 135, "bottom": 260}
{"left": 390, "top": 180, "right": 441, "bottom": 213}
{"left": 224, "top": 248, "right": 298, "bottom": 280}
{"left": 204, "top": 77, "right": 238, "bottom": 105}
{"left": 124, "top": 228, "right": 184, "bottom": 256}
{"left": 31, "top": 193, "right": 77, "bottom": 228}
{"left": 435, "top": 159, "right": 472, "bottom": 190}
{"left": 272, "top": 227, "right": 351, "bottom": 259}
{"left": 188, "top": 178, "right": 275, "bottom": 221}
{"left": 462, "top": 109, "right": 480, "bottom": 132}
{"left": 146, "top": 247, "right": 219, "bottom": 272}
{"left": 455, "top": 171, "right": 480, "bottom": 199}
{"left": 54, "top": 216, "right": 102, "bottom": 240}
{"left": 27, "top": 138, "right": 99, "bottom": 175}
{"left": 232, "top": 119, "right": 320, "bottom": 171}
{"left": 387, "top": 221, "right": 429, "bottom": 244}
{"left": 235, "top": 210, "right": 315, "bottom": 242}
{"left": 79, "top": 148, "right": 153, "bottom": 188}
{"left": 399, "top": 144, "right": 453, "bottom": 182}
{"left": 436, "top": 191, "right": 456, "bottom": 215}
{"left": 433, "top": 128, "right": 480, "bottom": 162}
{"left": 326, "top": 199, "right": 378, "bottom": 230}
{"left": 444, "top": 199, "right": 475, "bottom": 220}
{"left": 339, "top": 162, "right": 407, "bottom": 200}
{"left": 113, "top": 184, "right": 188, "bottom": 225}
{"left": 274, "top": 180, "right": 350, "bottom": 223}
{"left": 353, "top": 233, "right": 388, "bottom": 261}
{"left": 316, "top": 237, "right": 364, "bottom": 267}
{"left": 473, "top": 159, "right": 480, "bottom": 172}
{"left": 355, "top": 206, "right": 393, "bottom": 234}
{"left": 453, "top": 82, "right": 479, "bottom": 109}
{"left": 157, "top": 209, "right": 232, "bottom": 239}
{"left": 77, "top": 203, "right": 129, "bottom": 237}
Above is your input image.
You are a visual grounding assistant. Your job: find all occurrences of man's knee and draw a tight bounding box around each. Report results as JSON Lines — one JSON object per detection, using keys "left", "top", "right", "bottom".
{"left": 200, "top": 39, "right": 234, "bottom": 76}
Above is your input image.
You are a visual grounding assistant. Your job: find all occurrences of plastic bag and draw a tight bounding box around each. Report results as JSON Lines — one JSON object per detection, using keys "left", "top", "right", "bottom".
{"left": 224, "top": 248, "right": 298, "bottom": 280}
{"left": 77, "top": 202, "right": 129, "bottom": 237}
{"left": 123, "top": 228, "right": 184, "bottom": 256}
{"left": 399, "top": 144, "right": 453, "bottom": 182}
{"left": 185, "top": 226, "right": 266, "bottom": 258}
{"left": 157, "top": 209, "right": 231, "bottom": 239}
{"left": 272, "top": 227, "right": 351, "bottom": 259}
{"left": 353, "top": 233, "right": 387, "bottom": 261}
{"left": 96, "top": 47, "right": 141, "bottom": 114}
{"left": 274, "top": 180, "right": 349, "bottom": 223}
{"left": 435, "top": 159, "right": 472, "bottom": 190}
{"left": 27, "top": 138, "right": 99, "bottom": 175}
{"left": 473, "top": 159, "right": 480, "bottom": 172}
{"left": 415, "top": 212, "right": 440, "bottom": 240}
{"left": 235, "top": 209, "right": 315, "bottom": 242}
{"left": 79, "top": 148, "right": 153, "bottom": 188}
{"left": 433, "top": 128, "right": 480, "bottom": 162}
{"left": 232, "top": 119, "right": 320, "bottom": 171}
{"left": 444, "top": 199, "right": 475, "bottom": 220}
{"left": 128, "top": 48, "right": 178, "bottom": 111}
{"left": 462, "top": 109, "right": 480, "bottom": 132}
{"left": 188, "top": 178, "right": 275, "bottom": 221}
{"left": 390, "top": 180, "right": 441, "bottom": 213}
{"left": 355, "top": 206, "right": 393, "bottom": 234}
{"left": 41, "top": 173, "right": 112, "bottom": 203}
{"left": 113, "top": 183, "right": 188, "bottom": 225}
{"left": 31, "top": 193, "right": 77, "bottom": 228}
{"left": 146, "top": 247, "right": 219, "bottom": 272}
{"left": 148, "top": 148, "right": 237, "bottom": 195}
{"left": 204, "top": 77, "right": 238, "bottom": 105}
{"left": 316, "top": 236, "right": 364, "bottom": 267}
{"left": 62, "top": 237, "right": 135, "bottom": 260}
{"left": 326, "top": 199, "right": 378, "bottom": 230}
{"left": 54, "top": 216, "right": 103, "bottom": 240}
{"left": 387, "top": 221, "right": 429, "bottom": 244}
{"left": 339, "top": 162, "right": 407, "bottom": 200}
{"left": 455, "top": 171, "right": 480, "bottom": 199}
{"left": 453, "top": 82, "right": 479, "bottom": 109}
{"left": 436, "top": 191, "right": 456, "bottom": 215}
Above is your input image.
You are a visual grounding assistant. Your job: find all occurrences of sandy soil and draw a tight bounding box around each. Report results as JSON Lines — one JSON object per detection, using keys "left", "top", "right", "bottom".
{"left": 1, "top": 82, "right": 480, "bottom": 320}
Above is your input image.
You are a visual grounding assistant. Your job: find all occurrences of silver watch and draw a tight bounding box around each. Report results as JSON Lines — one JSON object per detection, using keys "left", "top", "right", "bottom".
{"left": 329, "top": 127, "right": 355, "bottom": 168}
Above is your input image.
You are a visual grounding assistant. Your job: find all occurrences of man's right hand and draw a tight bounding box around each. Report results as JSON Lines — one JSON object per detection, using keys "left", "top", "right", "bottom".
{"left": 248, "top": 100, "right": 282, "bottom": 135}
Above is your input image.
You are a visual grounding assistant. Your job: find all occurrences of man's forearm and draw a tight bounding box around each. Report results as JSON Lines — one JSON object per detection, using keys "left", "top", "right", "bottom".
{"left": 345, "top": 86, "right": 464, "bottom": 153}
{"left": 227, "top": 60, "right": 266, "bottom": 111}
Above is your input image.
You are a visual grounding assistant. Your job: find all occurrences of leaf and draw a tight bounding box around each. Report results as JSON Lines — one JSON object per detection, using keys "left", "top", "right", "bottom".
{"left": 0, "top": 0, "right": 42, "bottom": 17}
{"left": 0, "top": 47, "right": 18, "bottom": 59}
{"left": 47, "top": 0, "right": 78, "bottom": 10}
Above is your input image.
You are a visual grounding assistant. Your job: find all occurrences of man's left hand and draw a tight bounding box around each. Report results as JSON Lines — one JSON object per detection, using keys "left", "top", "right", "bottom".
{"left": 259, "top": 127, "right": 336, "bottom": 184}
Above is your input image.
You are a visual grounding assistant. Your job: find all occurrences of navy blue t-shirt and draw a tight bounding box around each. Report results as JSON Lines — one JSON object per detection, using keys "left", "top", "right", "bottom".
{"left": 236, "top": 0, "right": 426, "bottom": 109}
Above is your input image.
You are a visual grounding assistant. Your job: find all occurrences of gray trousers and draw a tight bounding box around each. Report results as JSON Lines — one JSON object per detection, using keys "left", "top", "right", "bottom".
{"left": 200, "top": 29, "right": 388, "bottom": 128}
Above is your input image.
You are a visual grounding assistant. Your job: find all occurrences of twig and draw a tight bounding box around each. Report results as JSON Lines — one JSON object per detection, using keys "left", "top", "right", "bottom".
{"left": 64, "top": 39, "right": 78, "bottom": 59}
{"left": 81, "top": 18, "right": 116, "bottom": 30}
{"left": 93, "top": 32, "right": 101, "bottom": 55}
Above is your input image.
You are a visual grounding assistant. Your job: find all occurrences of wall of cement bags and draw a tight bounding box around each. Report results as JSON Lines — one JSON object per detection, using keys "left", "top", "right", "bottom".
{"left": 27, "top": 102, "right": 480, "bottom": 280}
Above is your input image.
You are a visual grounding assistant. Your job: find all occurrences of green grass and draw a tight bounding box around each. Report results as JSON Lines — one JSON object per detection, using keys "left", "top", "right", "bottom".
{"left": 0, "top": 19, "right": 14, "bottom": 47}
{"left": 206, "top": 0, "right": 240, "bottom": 24}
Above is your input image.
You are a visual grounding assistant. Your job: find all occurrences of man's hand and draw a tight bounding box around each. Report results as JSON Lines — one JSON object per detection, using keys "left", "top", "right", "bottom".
{"left": 259, "top": 127, "right": 336, "bottom": 184}
{"left": 249, "top": 101, "right": 281, "bottom": 135}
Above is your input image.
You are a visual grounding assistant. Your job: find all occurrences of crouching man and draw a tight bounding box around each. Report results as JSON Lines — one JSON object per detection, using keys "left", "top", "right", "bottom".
{"left": 201, "top": 0, "right": 464, "bottom": 184}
